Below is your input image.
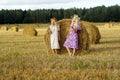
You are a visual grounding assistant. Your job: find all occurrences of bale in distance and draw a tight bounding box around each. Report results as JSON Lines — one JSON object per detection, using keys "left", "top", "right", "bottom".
{"left": 11, "top": 26, "right": 19, "bottom": 32}
{"left": 36, "top": 23, "right": 41, "bottom": 28}
{"left": 1, "top": 26, "right": 8, "bottom": 31}
{"left": 118, "top": 23, "right": 120, "bottom": 27}
{"left": 104, "top": 22, "right": 113, "bottom": 28}
{"left": 81, "top": 21, "right": 101, "bottom": 44}
{"left": 44, "top": 19, "right": 89, "bottom": 54}
{"left": 23, "top": 26, "right": 38, "bottom": 37}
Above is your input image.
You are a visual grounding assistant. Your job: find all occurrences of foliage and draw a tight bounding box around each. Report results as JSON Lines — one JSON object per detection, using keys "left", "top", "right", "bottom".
{"left": 0, "top": 5, "right": 120, "bottom": 24}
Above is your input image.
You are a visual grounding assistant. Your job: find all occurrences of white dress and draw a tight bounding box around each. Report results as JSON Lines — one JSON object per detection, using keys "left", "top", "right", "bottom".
{"left": 50, "top": 25, "right": 60, "bottom": 49}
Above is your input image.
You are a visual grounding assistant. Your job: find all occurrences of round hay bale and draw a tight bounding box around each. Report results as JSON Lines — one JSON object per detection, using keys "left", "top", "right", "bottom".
{"left": 36, "top": 23, "right": 41, "bottom": 28}
{"left": 104, "top": 23, "right": 112, "bottom": 28}
{"left": 11, "top": 26, "right": 19, "bottom": 32}
{"left": 1, "top": 26, "right": 8, "bottom": 31}
{"left": 117, "top": 23, "right": 120, "bottom": 27}
{"left": 104, "top": 23, "right": 109, "bottom": 28}
{"left": 44, "top": 19, "right": 89, "bottom": 54}
{"left": 81, "top": 21, "right": 101, "bottom": 44}
{"left": 23, "top": 26, "right": 38, "bottom": 37}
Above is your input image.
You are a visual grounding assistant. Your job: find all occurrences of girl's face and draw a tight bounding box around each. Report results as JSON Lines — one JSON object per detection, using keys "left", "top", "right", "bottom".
{"left": 72, "top": 18, "right": 76, "bottom": 24}
{"left": 51, "top": 20, "right": 55, "bottom": 25}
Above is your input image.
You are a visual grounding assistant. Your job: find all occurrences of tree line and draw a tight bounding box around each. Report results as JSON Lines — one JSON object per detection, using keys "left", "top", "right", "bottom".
{"left": 0, "top": 5, "right": 120, "bottom": 24}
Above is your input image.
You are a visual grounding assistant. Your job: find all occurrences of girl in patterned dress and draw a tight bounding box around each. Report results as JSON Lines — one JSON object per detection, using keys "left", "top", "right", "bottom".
{"left": 50, "top": 18, "right": 60, "bottom": 54}
{"left": 64, "top": 15, "right": 81, "bottom": 56}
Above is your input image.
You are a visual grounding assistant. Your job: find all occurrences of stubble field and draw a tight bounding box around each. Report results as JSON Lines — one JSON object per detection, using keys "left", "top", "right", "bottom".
{"left": 0, "top": 23, "right": 120, "bottom": 80}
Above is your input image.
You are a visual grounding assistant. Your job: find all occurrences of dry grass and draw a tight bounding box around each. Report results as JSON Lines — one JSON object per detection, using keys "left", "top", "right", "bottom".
{"left": 11, "top": 26, "right": 19, "bottom": 32}
{"left": 82, "top": 21, "right": 101, "bottom": 44}
{"left": 0, "top": 26, "right": 8, "bottom": 31}
{"left": 44, "top": 19, "right": 90, "bottom": 54}
{"left": 0, "top": 23, "right": 120, "bottom": 80}
{"left": 23, "top": 26, "right": 38, "bottom": 37}
{"left": 104, "top": 23, "right": 112, "bottom": 28}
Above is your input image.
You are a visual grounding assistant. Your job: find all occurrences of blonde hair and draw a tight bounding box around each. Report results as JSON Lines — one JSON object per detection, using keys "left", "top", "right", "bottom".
{"left": 72, "top": 14, "right": 80, "bottom": 25}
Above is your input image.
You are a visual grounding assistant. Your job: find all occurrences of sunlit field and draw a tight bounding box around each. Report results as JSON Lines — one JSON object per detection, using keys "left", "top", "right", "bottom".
{"left": 0, "top": 23, "right": 120, "bottom": 80}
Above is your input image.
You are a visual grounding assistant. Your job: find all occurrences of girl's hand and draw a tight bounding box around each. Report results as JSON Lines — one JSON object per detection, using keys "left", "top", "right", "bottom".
{"left": 49, "top": 27, "right": 52, "bottom": 34}
{"left": 49, "top": 31, "right": 52, "bottom": 34}
{"left": 72, "top": 28, "right": 77, "bottom": 33}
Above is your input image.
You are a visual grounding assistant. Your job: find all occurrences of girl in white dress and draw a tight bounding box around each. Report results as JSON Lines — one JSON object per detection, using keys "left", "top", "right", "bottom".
{"left": 49, "top": 18, "right": 60, "bottom": 54}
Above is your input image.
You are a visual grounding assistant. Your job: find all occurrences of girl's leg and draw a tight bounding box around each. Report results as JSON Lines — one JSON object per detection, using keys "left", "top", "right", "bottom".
{"left": 55, "top": 49, "right": 58, "bottom": 54}
{"left": 72, "top": 49, "right": 76, "bottom": 56}
{"left": 52, "top": 49, "right": 55, "bottom": 54}
{"left": 65, "top": 47, "right": 72, "bottom": 56}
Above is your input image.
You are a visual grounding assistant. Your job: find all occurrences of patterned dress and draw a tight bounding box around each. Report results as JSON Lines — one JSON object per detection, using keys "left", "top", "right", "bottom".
{"left": 63, "top": 24, "right": 81, "bottom": 49}
{"left": 50, "top": 25, "right": 60, "bottom": 49}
